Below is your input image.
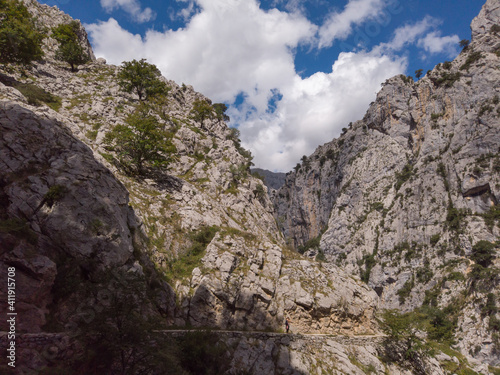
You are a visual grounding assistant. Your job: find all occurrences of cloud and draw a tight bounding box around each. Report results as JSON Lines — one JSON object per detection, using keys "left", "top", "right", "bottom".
{"left": 381, "top": 16, "right": 439, "bottom": 51}
{"left": 376, "top": 16, "right": 459, "bottom": 59}
{"left": 87, "top": 0, "right": 406, "bottom": 171}
{"left": 236, "top": 50, "right": 406, "bottom": 171}
{"left": 318, "top": 0, "right": 387, "bottom": 48}
{"left": 417, "top": 31, "right": 459, "bottom": 57}
{"left": 100, "top": 0, "right": 155, "bottom": 23}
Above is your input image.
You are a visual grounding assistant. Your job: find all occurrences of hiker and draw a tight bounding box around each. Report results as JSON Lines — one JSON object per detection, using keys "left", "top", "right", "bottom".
{"left": 285, "top": 317, "right": 292, "bottom": 333}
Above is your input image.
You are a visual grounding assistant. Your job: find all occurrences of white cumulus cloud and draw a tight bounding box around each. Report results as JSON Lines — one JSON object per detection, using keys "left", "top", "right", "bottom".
{"left": 100, "top": 0, "right": 155, "bottom": 23}
{"left": 417, "top": 31, "right": 459, "bottom": 57}
{"left": 318, "top": 0, "right": 388, "bottom": 48}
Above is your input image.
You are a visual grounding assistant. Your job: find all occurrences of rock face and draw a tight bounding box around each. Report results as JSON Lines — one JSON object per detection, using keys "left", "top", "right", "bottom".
{"left": 274, "top": 0, "right": 500, "bottom": 368}
{"left": 1, "top": 0, "right": 498, "bottom": 373}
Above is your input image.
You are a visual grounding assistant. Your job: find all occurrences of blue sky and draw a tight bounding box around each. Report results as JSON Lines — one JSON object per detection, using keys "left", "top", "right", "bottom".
{"left": 40, "top": 0, "right": 484, "bottom": 171}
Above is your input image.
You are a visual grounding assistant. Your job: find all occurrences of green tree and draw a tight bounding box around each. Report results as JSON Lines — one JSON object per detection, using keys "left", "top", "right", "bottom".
{"left": 52, "top": 21, "right": 89, "bottom": 71}
{"left": 118, "top": 59, "right": 167, "bottom": 101}
{"left": 415, "top": 69, "right": 423, "bottom": 79}
{"left": 213, "top": 103, "right": 230, "bottom": 123}
{"left": 0, "top": 0, "right": 44, "bottom": 65}
{"left": 459, "top": 39, "right": 470, "bottom": 50}
{"left": 104, "top": 105, "right": 175, "bottom": 175}
{"left": 380, "top": 310, "right": 429, "bottom": 375}
{"left": 190, "top": 98, "right": 214, "bottom": 126}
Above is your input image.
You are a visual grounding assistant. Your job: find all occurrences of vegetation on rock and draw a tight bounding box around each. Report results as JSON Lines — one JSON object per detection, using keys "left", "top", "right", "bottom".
{"left": 104, "top": 104, "right": 176, "bottom": 175}
{"left": 117, "top": 58, "right": 168, "bottom": 101}
{"left": 0, "top": 0, "right": 44, "bottom": 65}
{"left": 52, "top": 21, "right": 89, "bottom": 71}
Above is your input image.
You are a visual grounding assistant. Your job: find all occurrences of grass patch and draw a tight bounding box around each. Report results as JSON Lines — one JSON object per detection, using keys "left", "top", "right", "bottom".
{"left": 164, "top": 226, "right": 219, "bottom": 282}
{"left": 15, "top": 82, "right": 62, "bottom": 111}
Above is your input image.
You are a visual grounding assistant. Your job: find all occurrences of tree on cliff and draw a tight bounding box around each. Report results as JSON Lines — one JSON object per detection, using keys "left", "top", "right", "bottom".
{"left": 0, "top": 0, "right": 44, "bottom": 65}
{"left": 118, "top": 59, "right": 168, "bottom": 101}
{"left": 190, "top": 98, "right": 214, "bottom": 126}
{"left": 52, "top": 21, "right": 89, "bottom": 72}
{"left": 104, "top": 104, "right": 175, "bottom": 175}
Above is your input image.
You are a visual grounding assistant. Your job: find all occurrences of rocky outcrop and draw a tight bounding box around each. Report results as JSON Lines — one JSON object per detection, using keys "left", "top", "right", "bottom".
{"left": 273, "top": 0, "right": 500, "bottom": 368}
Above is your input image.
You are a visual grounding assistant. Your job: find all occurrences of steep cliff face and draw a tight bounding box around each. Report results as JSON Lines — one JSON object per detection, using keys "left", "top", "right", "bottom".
{"left": 274, "top": 0, "right": 500, "bottom": 367}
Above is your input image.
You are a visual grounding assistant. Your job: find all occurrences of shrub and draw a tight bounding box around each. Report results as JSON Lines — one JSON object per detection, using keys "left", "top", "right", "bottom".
{"left": 379, "top": 309, "right": 429, "bottom": 373}
{"left": 430, "top": 234, "right": 440, "bottom": 246}
{"left": 430, "top": 71, "right": 462, "bottom": 87}
{"left": 43, "top": 184, "right": 66, "bottom": 207}
{"left": 165, "top": 226, "right": 219, "bottom": 281}
{"left": 446, "top": 204, "right": 466, "bottom": 231}
{"left": 213, "top": 103, "right": 229, "bottom": 123}
{"left": 395, "top": 163, "right": 413, "bottom": 191}
{"left": 297, "top": 234, "right": 321, "bottom": 254}
{"left": 460, "top": 51, "right": 483, "bottom": 71}
{"left": 482, "top": 205, "right": 500, "bottom": 230}
{"left": 360, "top": 252, "right": 376, "bottom": 283}
{"left": 190, "top": 99, "right": 214, "bottom": 125}
{"left": 0, "top": 0, "right": 44, "bottom": 64}
{"left": 397, "top": 277, "right": 415, "bottom": 304}
{"left": 72, "top": 270, "right": 181, "bottom": 375}
{"left": 0, "top": 217, "right": 37, "bottom": 245}
{"left": 471, "top": 240, "right": 496, "bottom": 268}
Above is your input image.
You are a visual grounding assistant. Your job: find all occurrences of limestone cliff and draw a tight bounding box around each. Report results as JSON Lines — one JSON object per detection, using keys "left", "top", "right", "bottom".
{"left": 274, "top": 0, "right": 500, "bottom": 370}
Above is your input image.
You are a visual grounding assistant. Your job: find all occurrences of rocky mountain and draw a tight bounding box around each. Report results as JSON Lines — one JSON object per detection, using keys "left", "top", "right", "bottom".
{"left": 0, "top": 0, "right": 403, "bottom": 373}
{"left": 273, "top": 0, "right": 500, "bottom": 370}
{"left": 1, "top": 0, "right": 499, "bottom": 373}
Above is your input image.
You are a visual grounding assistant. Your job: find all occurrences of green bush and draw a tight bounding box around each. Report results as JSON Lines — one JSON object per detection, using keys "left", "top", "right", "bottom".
{"left": 446, "top": 204, "right": 466, "bottom": 231}
{"left": 482, "top": 205, "right": 500, "bottom": 230}
{"left": 471, "top": 240, "right": 496, "bottom": 268}
{"left": 395, "top": 163, "right": 413, "bottom": 191}
{"left": 430, "top": 234, "right": 440, "bottom": 246}
{"left": 397, "top": 277, "right": 415, "bottom": 304}
{"left": 460, "top": 51, "right": 483, "bottom": 71}
{"left": 0, "top": 218, "right": 37, "bottom": 245}
{"left": 297, "top": 232, "right": 323, "bottom": 254}
{"left": 360, "top": 252, "right": 376, "bottom": 283}
{"left": 430, "top": 71, "right": 462, "bottom": 87}
{"left": 190, "top": 99, "right": 214, "bottom": 125}
{"left": 165, "top": 226, "right": 219, "bottom": 282}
